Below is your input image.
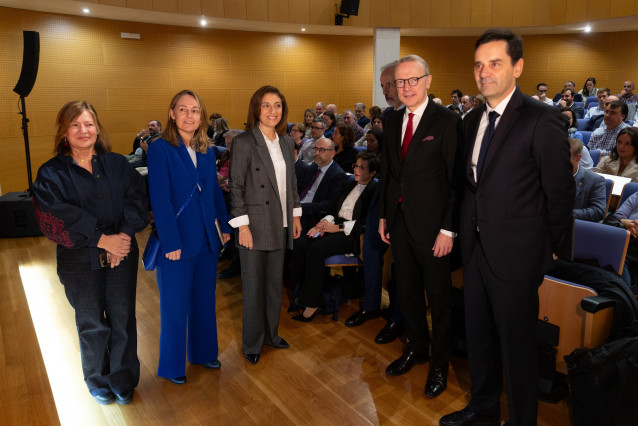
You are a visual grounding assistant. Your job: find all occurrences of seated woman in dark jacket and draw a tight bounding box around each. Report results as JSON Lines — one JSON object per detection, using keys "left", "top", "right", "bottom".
{"left": 333, "top": 124, "right": 359, "bottom": 174}
{"left": 292, "top": 151, "right": 379, "bottom": 322}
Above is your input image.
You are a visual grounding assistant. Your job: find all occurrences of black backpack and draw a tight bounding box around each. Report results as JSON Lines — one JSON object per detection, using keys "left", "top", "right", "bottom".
{"left": 565, "top": 323, "right": 638, "bottom": 426}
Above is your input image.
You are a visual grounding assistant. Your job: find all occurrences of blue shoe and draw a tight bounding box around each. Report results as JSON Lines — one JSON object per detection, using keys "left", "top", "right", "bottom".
{"left": 93, "top": 390, "right": 115, "bottom": 405}
{"left": 166, "top": 376, "right": 186, "bottom": 385}
{"left": 200, "top": 360, "right": 221, "bottom": 369}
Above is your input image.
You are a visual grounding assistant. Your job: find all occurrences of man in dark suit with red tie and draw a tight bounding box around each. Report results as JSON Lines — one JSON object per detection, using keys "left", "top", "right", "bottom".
{"left": 440, "top": 29, "right": 574, "bottom": 426}
{"left": 378, "top": 54, "right": 463, "bottom": 399}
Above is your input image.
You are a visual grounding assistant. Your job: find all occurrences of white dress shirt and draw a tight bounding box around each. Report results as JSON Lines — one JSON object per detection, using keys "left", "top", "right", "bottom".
{"left": 322, "top": 183, "right": 367, "bottom": 236}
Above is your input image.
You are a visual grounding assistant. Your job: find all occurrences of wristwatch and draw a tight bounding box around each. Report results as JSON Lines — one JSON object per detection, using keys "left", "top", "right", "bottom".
{"left": 339, "top": 224, "right": 344, "bottom": 231}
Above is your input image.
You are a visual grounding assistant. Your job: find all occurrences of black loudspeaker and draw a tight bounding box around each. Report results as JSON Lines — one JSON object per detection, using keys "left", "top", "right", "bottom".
{"left": 340, "top": 0, "right": 360, "bottom": 16}
{"left": 13, "top": 31, "right": 40, "bottom": 98}
{"left": 0, "top": 192, "right": 43, "bottom": 238}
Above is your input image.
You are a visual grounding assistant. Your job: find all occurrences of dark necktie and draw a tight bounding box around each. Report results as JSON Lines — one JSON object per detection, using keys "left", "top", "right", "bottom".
{"left": 300, "top": 168, "right": 322, "bottom": 200}
{"left": 401, "top": 112, "right": 414, "bottom": 160}
{"left": 476, "top": 111, "right": 500, "bottom": 179}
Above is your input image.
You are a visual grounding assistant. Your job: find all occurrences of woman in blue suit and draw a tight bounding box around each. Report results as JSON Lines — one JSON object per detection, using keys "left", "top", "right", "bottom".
{"left": 147, "top": 90, "right": 231, "bottom": 384}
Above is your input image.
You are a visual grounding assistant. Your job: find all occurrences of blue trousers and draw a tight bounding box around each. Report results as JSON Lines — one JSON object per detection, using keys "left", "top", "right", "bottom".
{"left": 57, "top": 243, "right": 140, "bottom": 396}
{"left": 156, "top": 243, "right": 219, "bottom": 378}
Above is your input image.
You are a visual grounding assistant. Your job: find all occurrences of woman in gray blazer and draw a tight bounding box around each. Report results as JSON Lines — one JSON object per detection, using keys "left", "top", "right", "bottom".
{"left": 229, "top": 86, "right": 302, "bottom": 365}
{"left": 594, "top": 127, "right": 638, "bottom": 182}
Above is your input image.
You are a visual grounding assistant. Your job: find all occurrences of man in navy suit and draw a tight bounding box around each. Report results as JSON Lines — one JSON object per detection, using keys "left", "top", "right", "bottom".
{"left": 570, "top": 138, "right": 606, "bottom": 222}
{"left": 297, "top": 137, "right": 347, "bottom": 231}
{"left": 379, "top": 54, "right": 463, "bottom": 399}
{"left": 440, "top": 29, "right": 574, "bottom": 426}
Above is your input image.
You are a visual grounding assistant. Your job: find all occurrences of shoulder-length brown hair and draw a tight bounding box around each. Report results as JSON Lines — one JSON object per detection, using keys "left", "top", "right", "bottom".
{"left": 54, "top": 101, "right": 110, "bottom": 155}
{"left": 164, "top": 90, "right": 211, "bottom": 153}
{"left": 336, "top": 124, "right": 355, "bottom": 150}
{"left": 611, "top": 127, "right": 638, "bottom": 162}
{"left": 245, "top": 86, "right": 289, "bottom": 136}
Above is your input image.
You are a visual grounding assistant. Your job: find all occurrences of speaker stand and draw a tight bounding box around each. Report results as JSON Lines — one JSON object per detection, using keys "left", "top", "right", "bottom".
{"left": 18, "top": 96, "right": 34, "bottom": 195}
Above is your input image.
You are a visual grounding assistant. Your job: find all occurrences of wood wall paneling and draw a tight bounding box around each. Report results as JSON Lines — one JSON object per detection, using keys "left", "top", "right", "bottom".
{"left": 177, "top": 0, "right": 202, "bottom": 15}
{"left": 152, "top": 0, "right": 178, "bottom": 14}
{"left": 127, "top": 0, "right": 154, "bottom": 11}
{"left": 549, "top": 0, "right": 567, "bottom": 25}
{"left": 609, "top": 0, "right": 634, "bottom": 17}
{"left": 246, "top": 0, "right": 269, "bottom": 22}
{"left": 565, "top": 0, "right": 588, "bottom": 23}
{"left": 409, "top": 0, "right": 431, "bottom": 28}
{"left": 533, "top": 0, "right": 552, "bottom": 26}
{"left": 391, "top": 0, "right": 412, "bottom": 29}
{"left": 100, "top": 0, "right": 127, "bottom": 7}
{"left": 587, "top": 0, "right": 611, "bottom": 21}
{"left": 370, "top": 0, "right": 392, "bottom": 28}
{"left": 267, "top": 0, "right": 290, "bottom": 23}
{"left": 309, "top": 0, "right": 334, "bottom": 26}
{"left": 470, "top": 0, "right": 493, "bottom": 28}
{"left": 349, "top": 0, "right": 371, "bottom": 28}
{"left": 428, "top": 0, "right": 451, "bottom": 28}
{"left": 288, "top": 0, "right": 310, "bottom": 25}
{"left": 223, "top": 0, "right": 247, "bottom": 20}
{"left": 511, "top": 0, "right": 536, "bottom": 26}
{"left": 450, "top": 0, "right": 473, "bottom": 28}
{"left": 200, "top": 0, "right": 225, "bottom": 17}
{"left": 490, "top": 0, "right": 514, "bottom": 26}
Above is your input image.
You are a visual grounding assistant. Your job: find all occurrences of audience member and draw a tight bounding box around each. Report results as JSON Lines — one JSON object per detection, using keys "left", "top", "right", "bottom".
{"left": 379, "top": 54, "right": 461, "bottom": 400}
{"left": 371, "top": 115, "right": 383, "bottom": 129}
{"left": 327, "top": 104, "right": 342, "bottom": 124}
{"left": 553, "top": 80, "right": 583, "bottom": 102}
{"left": 449, "top": 89, "right": 462, "bottom": 109}
{"left": 460, "top": 95, "right": 473, "bottom": 118}
{"left": 333, "top": 124, "right": 358, "bottom": 174}
{"left": 355, "top": 102, "right": 370, "bottom": 128}
{"left": 557, "top": 88, "right": 584, "bottom": 118}
{"left": 147, "top": 90, "right": 231, "bottom": 384}
{"left": 579, "top": 77, "right": 598, "bottom": 99}
{"left": 617, "top": 80, "right": 638, "bottom": 104}
{"left": 535, "top": 83, "right": 553, "bottom": 105}
{"left": 303, "top": 108, "right": 316, "bottom": 137}
{"left": 584, "top": 87, "right": 610, "bottom": 120}
{"left": 363, "top": 127, "right": 383, "bottom": 153}
{"left": 588, "top": 99, "right": 630, "bottom": 155}
{"left": 322, "top": 110, "right": 337, "bottom": 139}
{"left": 128, "top": 119, "right": 162, "bottom": 167}
{"left": 342, "top": 108, "right": 366, "bottom": 142}
{"left": 218, "top": 129, "right": 243, "bottom": 279}
{"left": 607, "top": 190, "right": 638, "bottom": 286}
{"left": 132, "top": 119, "right": 161, "bottom": 154}
{"left": 433, "top": 97, "right": 443, "bottom": 105}
{"left": 214, "top": 117, "right": 230, "bottom": 147}
{"left": 364, "top": 106, "right": 382, "bottom": 130}
{"left": 289, "top": 123, "right": 306, "bottom": 152}
{"left": 207, "top": 112, "right": 222, "bottom": 139}
{"left": 297, "top": 137, "right": 348, "bottom": 231}
{"left": 594, "top": 127, "right": 638, "bottom": 182}
{"left": 471, "top": 94, "right": 485, "bottom": 108}
{"left": 315, "top": 102, "right": 325, "bottom": 116}
{"left": 569, "top": 138, "right": 606, "bottom": 222}
{"left": 298, "top": 118, "right": 325, "bottom": 164}
{"left": 33, "top": 101, "right": 148, "bottom": 405}
{"left": 561, "top": 107, "right": 593, "bottom": 169}
{"left": 292, "top": 152, "right": 379, "bottom": 322}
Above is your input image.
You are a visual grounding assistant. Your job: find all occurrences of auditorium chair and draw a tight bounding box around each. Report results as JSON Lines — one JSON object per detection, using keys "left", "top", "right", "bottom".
{"left": 581, "top": 131, "right": 592, "bottom": 146}
{"left": 589, "top": 149, "right": 600, "bottom": 166}
{"left": 618, "top": 181, "right": 638, "bottom": 210}
{"left": 604, "top": 179, "right": 614, "bottom": 216}
{"left": 573, "top": 219, "right": 629, "bottom": 275}
{"left": 584, "top": 96, "right": 598, "bottom": 110}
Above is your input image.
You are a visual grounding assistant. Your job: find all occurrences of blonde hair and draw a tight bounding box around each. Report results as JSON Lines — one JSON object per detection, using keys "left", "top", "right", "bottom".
{"left": 54, "top": 101, "right": 110, "bottom": 155}
{"left": 163, "top": 90, "right": 211, "bottom": 153}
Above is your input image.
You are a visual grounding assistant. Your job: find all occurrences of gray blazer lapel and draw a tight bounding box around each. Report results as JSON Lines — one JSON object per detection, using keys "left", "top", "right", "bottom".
{"left": 251, "top": 126, "right": 282, "bottom": 205}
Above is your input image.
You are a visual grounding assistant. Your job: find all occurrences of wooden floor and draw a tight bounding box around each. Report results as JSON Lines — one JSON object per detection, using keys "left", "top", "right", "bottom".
{"left": 0, "top": 229, "right": 573, "bottom": 425}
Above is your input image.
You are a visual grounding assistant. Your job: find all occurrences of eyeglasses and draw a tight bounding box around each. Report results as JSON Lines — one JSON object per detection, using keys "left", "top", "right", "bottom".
{"left": 394, "top": 74, "right": 429, "bottom": 88}
{"left": 313, "top": 147, "right": 333, "bottom": 153}
{"left": 352, "top": 164, "right": 368, "bottom": 171}
{"left": 311, "top": 126, "right": 324, "bottom": 130}
{"left": 290, "top": 128, "right": 301, "bottom": 133}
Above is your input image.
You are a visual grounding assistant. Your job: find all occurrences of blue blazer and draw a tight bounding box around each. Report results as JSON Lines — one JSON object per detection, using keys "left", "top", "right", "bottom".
{"left": 147, "top": 138, "right": 231, "bottom": 258}
{"left": 573, "top": 166, "right": 606, "bottom": 222}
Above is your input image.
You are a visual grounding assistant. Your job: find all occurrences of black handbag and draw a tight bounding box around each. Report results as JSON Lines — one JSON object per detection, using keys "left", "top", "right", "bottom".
{"left": 142, "top": 176, "right": 199, "bottom": 271}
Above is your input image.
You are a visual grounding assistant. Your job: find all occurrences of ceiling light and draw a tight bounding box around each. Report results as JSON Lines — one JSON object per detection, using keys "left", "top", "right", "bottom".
{"left": 82, "top": 8, "right": 90, "bottom": 14}
{"left": 301, "top": 28, "right": 306, "bottom": 32}
{"left": 584, "top": 25, "right": 591, "bottom": 33}
{"left": 200, "top": 19, "right": 207, "bottom": 26}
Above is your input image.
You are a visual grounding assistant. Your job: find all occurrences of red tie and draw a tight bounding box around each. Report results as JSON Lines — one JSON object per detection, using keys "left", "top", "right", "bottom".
{"left": 401, "top": 112, "right": 414, "bottom": 160}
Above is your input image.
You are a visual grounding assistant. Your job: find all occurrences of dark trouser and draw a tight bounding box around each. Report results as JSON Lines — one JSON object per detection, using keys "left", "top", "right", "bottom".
{"left": 464, "top": 241, "right": 541, "bottom": 426}
{"left": 57, "top": 243, "right": 140, "bottom": 396}
{"left": 293, "top": 232, "right": 355, "bottom": 307}
{"left": 389, "top": 210, "right": 452, "bottom": 369}
{"left": 239, "top": 229, "right": 287, "bottom": 354}
{"left": 156, "top": 241, "right": 219, "bottom": 379}
{"left": 362, "top": 198, "right": 403, "bottom": 323}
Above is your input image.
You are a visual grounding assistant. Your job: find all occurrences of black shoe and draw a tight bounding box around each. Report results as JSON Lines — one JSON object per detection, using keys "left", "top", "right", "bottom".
{"left": 344, "top": 309, "right": 381, "bottom": 327}
{"left": 94, "top": 391, "right": 115, "bottom": 405}
{"left": 218, "top": 246, "right": 232, "bottom": 262}
{"left": 287, "top": 304, "right": 302, "bottom": 313}
{"left": 385, "top": 350, "right": 429, "bottom": 376}
{"left": 374, "top": 321, "right": 404, "bottom": 344}
{"left": 267, "top": 338, "right": 290, "bottom": 349}
{"left": 115, "top": 390, "right": 134, "bottom": 405}
{"left": 245, "top": 353, "right": 260, "bottom": 364}
{"left": 218, "top": 261, "right": 240, "bottom": 279}
{"left": 291, "top": 308, "right": 320, "bottom": 323}
{"left": 167, "top": 376, "right": 187, "bottom": 385}
{"left": 425, "top": 367, "right": 448, "bottom": 398}
{"left": 439, "top": 407, "right": 500, "bottom": 426}
{"left": 199, "top": 360, "right": 221, "bottom": 369}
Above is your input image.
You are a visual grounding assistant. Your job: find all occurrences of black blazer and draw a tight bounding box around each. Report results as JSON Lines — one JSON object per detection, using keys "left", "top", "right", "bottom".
{"left": 379, "top": 101, "right": 463, "bottom": 244}
{"left": 460, "top": 88, "right": 575, "bottom": 281}
{"left": 298, "top": 161, "right": 348, "bottom": 229}
{"left": 333, "top": 178, "right": 378, "bottom": 256}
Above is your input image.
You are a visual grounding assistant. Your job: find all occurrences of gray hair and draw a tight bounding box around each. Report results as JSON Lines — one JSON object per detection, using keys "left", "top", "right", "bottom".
{"left": 398, "top": 54, "right": 430, "bottom": 75}
{"left": 312, "top": 117, "right": 326, "bottom": 128}
{"left": 226, "top": 129, "right": 242, "bottom": 139}
{"left": 355, "top": 102, "right": 365, "bottom": 110}
{"left": 380, "top": 60, "right": 399, "bottom": 73}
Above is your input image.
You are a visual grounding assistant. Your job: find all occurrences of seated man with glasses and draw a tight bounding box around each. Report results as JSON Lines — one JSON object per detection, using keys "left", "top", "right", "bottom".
{"left": 296, "top": 137, "right": 348, "bottom": 232}
{"left": 298, "top": 118, "right": 326, "bottom": 164}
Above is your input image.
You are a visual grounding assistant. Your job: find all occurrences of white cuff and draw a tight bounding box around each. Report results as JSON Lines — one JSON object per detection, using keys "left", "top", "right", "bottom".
{"left": 343, "top": 220, "right": 355, "bottom": 236}
{"left": 229, "top": 215, "right": 249, "bottom": 228}
{"left": 293, "top": 207, "right": 302, "bottom": 217}
{"left": 440, "top": 229, "right": 457, "bottom": 238}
